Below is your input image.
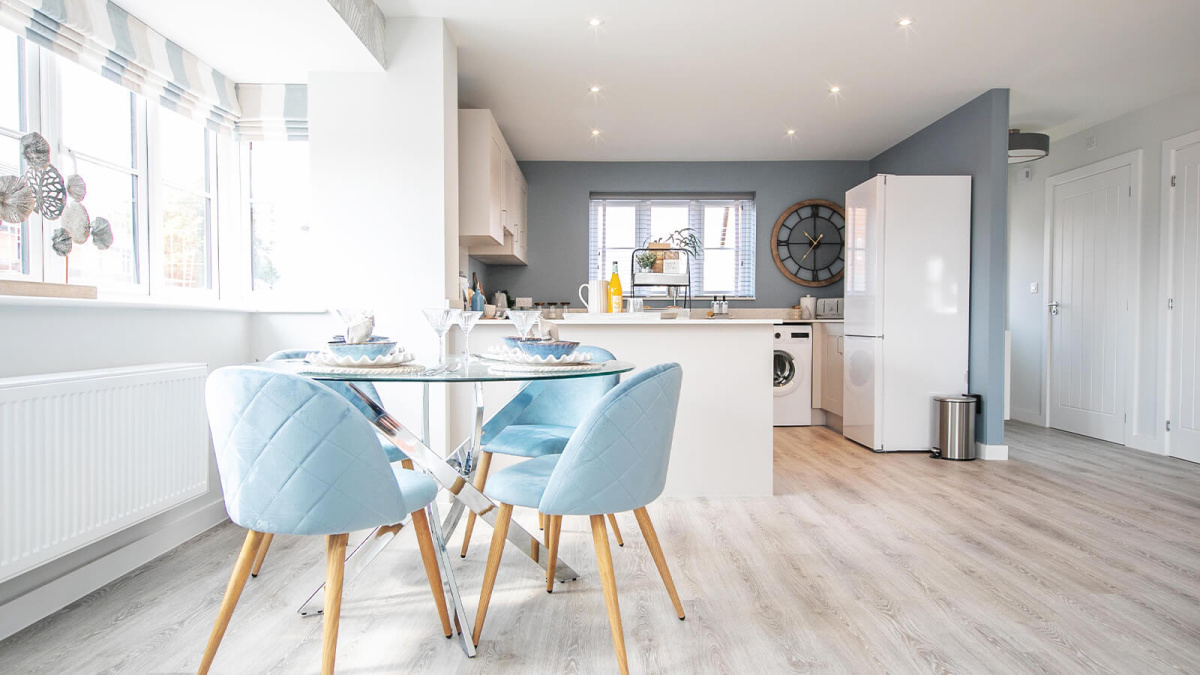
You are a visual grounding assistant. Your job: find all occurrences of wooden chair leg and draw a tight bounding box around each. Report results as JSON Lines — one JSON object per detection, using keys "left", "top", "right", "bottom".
{"left": 607, "top": 513, "right": 624, "bottom": 547}
{"left": 411, "top": 508, "right": 454, "bottom": 637}
{"left": 546, "top": 515, "right": 561, "bottom": 593}
{"left": 250, "top": 533, "right": 274, "bottom": 577}
{"left": 590, "top": 515, "right": 629, "bottom": 675}
{"left": 459, "top": 451, "right": 494, "bottom": 558}
{"left": 198, "top": 530, "right": 264, "bottom": 675}
{"left": 539, "top": 512, "right": 545, "bottom": 530}
{"left": 472, "top": 502, "right": 513, "bottom": 646}
{"left": 633, "top": 507, "right": 685, "bottom": 619}
{"left": 322, "top": 533, "right": 349, "bottom": 675}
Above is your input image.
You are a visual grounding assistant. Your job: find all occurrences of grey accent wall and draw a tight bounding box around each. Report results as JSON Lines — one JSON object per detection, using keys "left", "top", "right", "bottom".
{"left": 868, "top": 88, "right": 1010, "bottom": 446}
{"left": 483, "top": 161, "right": 870, "bottom": 308}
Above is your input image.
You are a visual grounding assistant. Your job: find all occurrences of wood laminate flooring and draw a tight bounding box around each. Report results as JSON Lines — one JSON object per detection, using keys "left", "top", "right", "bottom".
{"left": 2, "top": 422, "right": 1199, "bottom": 673}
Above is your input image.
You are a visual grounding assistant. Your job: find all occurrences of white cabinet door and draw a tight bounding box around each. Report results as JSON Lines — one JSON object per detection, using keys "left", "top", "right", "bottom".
{"left": 488, "top": 137, "right": 503, "bottom": 240}
{"left": 1168, "top": 137, "right": 1200, "bottom": 462}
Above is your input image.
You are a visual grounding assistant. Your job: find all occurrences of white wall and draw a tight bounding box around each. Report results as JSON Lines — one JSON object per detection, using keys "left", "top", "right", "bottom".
{"left": 1007, "top": 88, "right": 1200, "bottom": 452}
{"left": 252, "top": 17, "right": 460, "bottom": 444}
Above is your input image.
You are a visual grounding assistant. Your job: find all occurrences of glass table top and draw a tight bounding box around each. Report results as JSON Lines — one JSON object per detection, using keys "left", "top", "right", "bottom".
{"left": 255, "top": 357, "right": 635, "bottom": 383}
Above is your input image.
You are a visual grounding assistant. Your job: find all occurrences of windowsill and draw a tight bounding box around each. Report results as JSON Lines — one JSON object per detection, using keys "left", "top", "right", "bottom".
{"left": 0, "top": 291, "right": 328, "bottom": 314}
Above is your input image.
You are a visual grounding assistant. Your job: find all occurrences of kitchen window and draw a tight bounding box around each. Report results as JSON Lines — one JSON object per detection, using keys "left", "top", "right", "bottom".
{"left": 154, "top": 108, "right": 214, "bottom": 291}
{"left": 589, "top": 194, "right": 756, "bottom": 298}
{"left": 0, "top": 29, "right": 32, "bottom": 276}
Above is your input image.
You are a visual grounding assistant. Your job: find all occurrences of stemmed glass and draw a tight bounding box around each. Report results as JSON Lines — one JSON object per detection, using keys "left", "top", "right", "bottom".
{"left": 422, "top": 308, "right": 462, "bottom": 372}
{"left": 508, "top": 310, "right": 542, "bottom": 341}
{"left": 457, "top": 310, "right": 483, "bottom": 368}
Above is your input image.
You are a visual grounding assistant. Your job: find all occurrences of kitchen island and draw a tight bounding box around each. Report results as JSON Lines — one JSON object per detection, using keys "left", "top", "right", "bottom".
{"left": 467, "top": 317, "right": 775, "bottom": 497}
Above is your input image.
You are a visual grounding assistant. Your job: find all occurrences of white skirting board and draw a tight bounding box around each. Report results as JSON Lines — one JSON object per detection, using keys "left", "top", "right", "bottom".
{"left": 976, "top": 442, "right": 1009, "bottom": 460}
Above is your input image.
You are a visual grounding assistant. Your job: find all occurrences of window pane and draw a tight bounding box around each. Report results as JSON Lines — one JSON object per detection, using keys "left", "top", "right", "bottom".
{"left": 60, "top": 59, "right": 133, "bottom": 167}
{"left": 250, "top": 141, "right": 312, "bottom": 292}
{"left": 0, "top": 135, "right": 21, "bottom": 273}
{"left": 704, "top": 206, "right": 734, "bottom": 247}
{"left": 161, "top": 186, "right": 209, "bottom": 288}
{"left": 158, "top": 108, "right": 207, "bottom": 193}
{"left": 66, "top": 161, "right": 138, "bottom": 285}
{"left": 703, "top": 248, "right": 736, "bottom": 293}
{"left": 603, "top": 205, "right": 636, "bottom": 248}
{"left": 650, "top": 205, "right": 687, "bottom": 241}
{"left": 0, "top": 30, "right": 21, "bottom": 132}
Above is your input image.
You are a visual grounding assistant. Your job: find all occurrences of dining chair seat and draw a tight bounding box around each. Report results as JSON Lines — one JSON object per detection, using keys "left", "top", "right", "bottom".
{"left": 199, "top": 366, "right": 454, "bottom": 675}
{"left": 483, "top": 424, "right": 574, "bottom": 458}
{"left": 482, "top": 453, "right": 560, "bottom": 507}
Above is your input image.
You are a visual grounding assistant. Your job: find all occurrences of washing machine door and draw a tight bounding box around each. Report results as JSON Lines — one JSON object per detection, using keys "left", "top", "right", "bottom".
{"left": 774, "top": 349, "right": 797, "bottom": 397}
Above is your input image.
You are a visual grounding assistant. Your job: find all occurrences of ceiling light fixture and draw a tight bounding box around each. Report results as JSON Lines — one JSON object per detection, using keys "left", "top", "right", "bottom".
{"left": 591, "top": 129, "right": 601, "bottom": 136}
{"left": 588, "top": 18, "right": 603, "bottom": 27}
{"left": 590, "top": 86, "right": 601, "bottom": 93}
{"left": 829, "top": 86, "right": 841, "bottom": 94}
{"left": 786, "top": 129, "right": 796, "bottom": 136}
{"left": 897, "top": 18, "right": 913, "bottom": 27}
{"left": 1008, "top": 129, "right": 1050, "bottom": 163}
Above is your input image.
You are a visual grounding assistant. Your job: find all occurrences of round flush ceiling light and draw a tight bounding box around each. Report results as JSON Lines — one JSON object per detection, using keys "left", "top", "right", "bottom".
{"left": 1008, "top": 129, "right": 1050, "bottom": 163}
{"left": 591, "top": 129, "right": 601, "bottom": 136}
{"left": 897, "top": 18, "right": 914, "bottom": 27}
{"left": 588, "top": 18, "right": 603, "bottom": 27}
{"left": 829, "top": 85, "right": 841, "bottom": 94}
{"left": 786, "top": 129, "right": 796, "bottom": 136}
{"left": 590, "top": 86, "right": 601, "bottom": 93}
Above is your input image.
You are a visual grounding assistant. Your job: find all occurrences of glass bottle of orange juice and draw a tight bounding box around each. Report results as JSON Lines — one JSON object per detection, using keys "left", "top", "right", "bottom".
{"left": 608, "top": 262, "right": 623, "bottom": 313}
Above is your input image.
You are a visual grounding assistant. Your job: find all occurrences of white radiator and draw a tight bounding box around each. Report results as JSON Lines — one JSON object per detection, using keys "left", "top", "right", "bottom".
{"left": 0, "top": 363, "right": 209, "bottom": 582}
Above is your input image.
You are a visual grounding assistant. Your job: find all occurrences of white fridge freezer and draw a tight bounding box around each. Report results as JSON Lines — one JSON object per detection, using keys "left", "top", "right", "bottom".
{"left": 842, "top": 175, "right": 972, "bottom": 452}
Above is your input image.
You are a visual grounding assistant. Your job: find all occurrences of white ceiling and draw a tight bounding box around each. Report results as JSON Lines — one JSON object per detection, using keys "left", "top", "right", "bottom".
{"left": 113, "top": 0, "right": 382, "bottom": 83}
{"left": 378, "top": 0, "right": 1200, "bottom": 161}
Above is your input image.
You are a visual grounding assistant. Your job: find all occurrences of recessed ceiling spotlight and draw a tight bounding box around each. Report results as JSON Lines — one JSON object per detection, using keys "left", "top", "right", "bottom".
{"left": 897, "top": 18, "right": 913, "bottom": 27}
{"left": 591, "top": 129, "right": 601, "bottom": 136}
{"left": 588, "top": 18, "right": 603, "bottom": 27}
{"left": 786, "top": 129, "right": 796, "bottom": 136}
{"left": 829, "top": 85, "right": 841, "bottom": 94}
{"left": 590, "top": 86, "right": 601, "bottom": 93}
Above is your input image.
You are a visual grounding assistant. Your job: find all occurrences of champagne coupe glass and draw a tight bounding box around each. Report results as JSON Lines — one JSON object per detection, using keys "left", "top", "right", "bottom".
{"left": 422, "top": 308, "right": 462, "bottom": 372}
{"left": 457, "top": 310, "right": 483, "bottom": 367}
{"left": 508, "top": 310, "right": 541, "bottom": 341}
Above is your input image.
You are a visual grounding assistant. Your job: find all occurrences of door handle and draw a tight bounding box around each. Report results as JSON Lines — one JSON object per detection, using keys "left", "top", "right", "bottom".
{"left": 1048, "top": 301, "right": 1060, "bottom": 315}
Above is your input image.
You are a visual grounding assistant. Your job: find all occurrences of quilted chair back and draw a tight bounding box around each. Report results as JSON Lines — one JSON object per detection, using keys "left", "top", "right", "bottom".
{"left": 206, "top": 366, "right": 414, "bottom": 536}
{"left": 265, "top": 349, "right": 382, "bottom": 419}
{"left": 538, "top": 363, "right": 683, "bottom": 516}
{"left": 513, "top": 346, "right": 619, "bottom": 428}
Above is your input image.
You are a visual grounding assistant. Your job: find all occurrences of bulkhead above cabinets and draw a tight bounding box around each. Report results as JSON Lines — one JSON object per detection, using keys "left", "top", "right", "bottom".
{"left": 460, "top": 109, "right": 528, "bottom": 265}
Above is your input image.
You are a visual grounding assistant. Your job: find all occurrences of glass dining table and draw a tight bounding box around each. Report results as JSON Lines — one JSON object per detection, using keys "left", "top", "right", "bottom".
{"left": 254, "top": 356, "right": 635, "bottom": 657}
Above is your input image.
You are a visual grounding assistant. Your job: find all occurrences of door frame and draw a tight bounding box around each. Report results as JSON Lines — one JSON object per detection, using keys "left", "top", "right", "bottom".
{"left": 1161, "top": 130, "right": 1200, "bottom": 459}
{"left": 1041, "top": 149, "right": 1143, "bottom": 446}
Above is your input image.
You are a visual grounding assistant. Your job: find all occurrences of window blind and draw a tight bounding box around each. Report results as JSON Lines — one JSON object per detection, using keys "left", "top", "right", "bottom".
{"left": 588, "top": 196, "right": 756, "bottom": 298}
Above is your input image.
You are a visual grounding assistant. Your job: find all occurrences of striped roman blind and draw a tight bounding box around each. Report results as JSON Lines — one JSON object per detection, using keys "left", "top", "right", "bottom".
{"left": 235, "top": 84, "right": 308, "bottom": 141}
{"left": 588, "top": 194, "right": 756, "bottom": 298}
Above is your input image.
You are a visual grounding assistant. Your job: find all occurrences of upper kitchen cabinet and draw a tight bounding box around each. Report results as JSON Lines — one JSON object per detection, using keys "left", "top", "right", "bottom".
{"left": 461, "top": 109, "right": 528, "bottom": 265}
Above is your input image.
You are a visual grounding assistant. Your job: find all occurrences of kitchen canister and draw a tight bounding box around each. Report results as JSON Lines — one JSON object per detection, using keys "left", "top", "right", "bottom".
{"left": 799, "top": 295, "right": 817, "bottom": 320}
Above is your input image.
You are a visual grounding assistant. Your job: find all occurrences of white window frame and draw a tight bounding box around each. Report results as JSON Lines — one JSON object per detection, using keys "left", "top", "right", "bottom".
{"left": 0, "top": 35, "right": 43, "bottom": 281}
{"left": 242, "top": 139, "right": 313, "bottom": 299}
{"left": 589, "top": 194, "right": 757, "bottom": 300}
{"left": 147, "top": 105, "right": 220, "bottom": 299}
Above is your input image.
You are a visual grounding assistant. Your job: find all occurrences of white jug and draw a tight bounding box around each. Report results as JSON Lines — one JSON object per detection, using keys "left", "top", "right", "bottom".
{"left": 578, "top": 280, "right": 609, "bottom": 313}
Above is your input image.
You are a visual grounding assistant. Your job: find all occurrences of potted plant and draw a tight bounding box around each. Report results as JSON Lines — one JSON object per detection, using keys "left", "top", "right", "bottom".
{"left": 635, "top": 250, "right": 659, "bottom": 273}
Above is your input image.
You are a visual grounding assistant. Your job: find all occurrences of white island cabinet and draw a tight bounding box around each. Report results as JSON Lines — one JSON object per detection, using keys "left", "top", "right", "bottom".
{"left": 465, "top": 319, "right": 775, "bottom": 497}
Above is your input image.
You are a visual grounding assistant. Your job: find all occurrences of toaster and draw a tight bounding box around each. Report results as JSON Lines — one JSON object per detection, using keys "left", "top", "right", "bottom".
{"left": 816, "top": 297, "right": 843, "bottom": 319}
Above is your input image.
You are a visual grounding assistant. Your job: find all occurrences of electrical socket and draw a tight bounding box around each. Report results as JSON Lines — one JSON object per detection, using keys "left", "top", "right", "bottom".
{"left": 1030, "top": 282, "right": 1039, "bottom": 294}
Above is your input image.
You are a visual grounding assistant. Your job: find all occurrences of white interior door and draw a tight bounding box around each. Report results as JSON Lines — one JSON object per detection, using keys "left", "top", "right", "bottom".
{"left": 1048, "top": 163, "right": 1132, "bottom": 444}
{"left": 1167, "top": 139, "right": 1200, "bottom": 463}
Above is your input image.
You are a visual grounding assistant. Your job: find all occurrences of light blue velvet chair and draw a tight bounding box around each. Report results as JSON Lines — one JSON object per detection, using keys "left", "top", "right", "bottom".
{"left": 199, "top": 366, "right": 452, "bottom": 675}
{"left": 459, "top": 345, "right": 621, "bottom": 557}
{"left": 247, "top": 350, "right": 410, "bottom": 578}
{"left": 471, "top": 364, "right": 686, "bottom": 675}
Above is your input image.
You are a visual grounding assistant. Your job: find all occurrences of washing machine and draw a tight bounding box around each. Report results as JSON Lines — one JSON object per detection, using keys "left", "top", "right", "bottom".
{"left": 773, "top": 322, "right": 812, "bottom": 426}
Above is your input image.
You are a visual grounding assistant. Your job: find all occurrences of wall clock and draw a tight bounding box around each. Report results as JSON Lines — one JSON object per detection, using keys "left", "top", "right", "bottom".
{"left": 771, "top": 199, "right": 845, "bottom": 287}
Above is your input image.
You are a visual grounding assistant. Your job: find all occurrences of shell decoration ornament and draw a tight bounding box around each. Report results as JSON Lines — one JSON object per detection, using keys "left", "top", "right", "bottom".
{"left": 0, "top": 175, "right": 36, "bottom": 224}
{"left": 51, "top": 227, "right": 72, "bottom": 256}
{"left": 62, "top": 201, "right": 91, "bottom": 243}
{"left": 66, "top": 174, "right": 87, "bottom": 201}
{"left": 26, "top": 164, "right": 66, "bottom": 220}
{"left": 90, "top": 217, "right": 113, "bottom": 250}
{"left": 20, "top": 132, "right": 50, "bottom": 170}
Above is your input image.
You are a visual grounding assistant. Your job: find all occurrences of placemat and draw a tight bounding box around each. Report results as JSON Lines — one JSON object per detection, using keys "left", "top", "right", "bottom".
{"left": 486, "top": 362, "right": 603, "bottom": 373}
{"left": 298, "top": 363, "right": 427, "bottom": 377}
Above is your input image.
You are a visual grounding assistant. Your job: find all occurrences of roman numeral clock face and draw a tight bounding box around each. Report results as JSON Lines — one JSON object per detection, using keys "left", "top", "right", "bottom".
{"left": 771, "top": 199, "right": 846, "bottom": 287}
